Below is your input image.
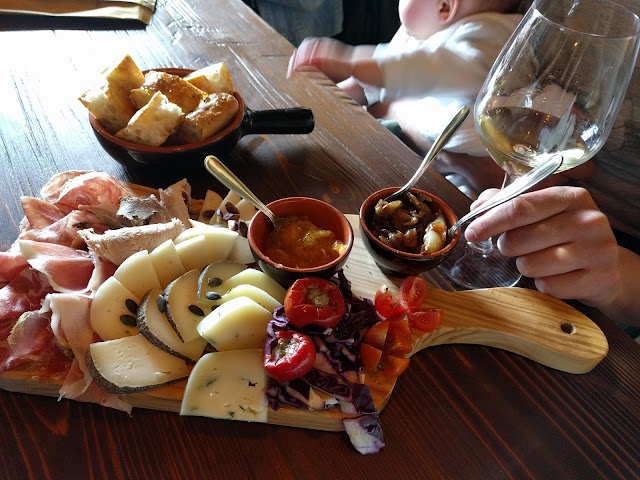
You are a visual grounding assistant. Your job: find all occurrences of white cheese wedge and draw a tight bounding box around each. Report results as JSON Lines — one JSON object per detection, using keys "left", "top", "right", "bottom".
{"left": 208, "top": 284, "right": 281, "bottom": 312}
{"left": 180, "top": 349, "right": 268, "bottom": 422}
{"left": 138, "top": 288, "right": 207, "bottom": 362}
{"left": 218, "top": 269, "right": 287, "bottom": 304}
{"left": 196, "top": 260, "right": 247, "bottom": 302}
{"left": 196, "top": 296, "right": 273, "bottom": 350}
{"left": 234, "top": 199, "right": 257, "bottom": 222}
{"left": 164, "top": 269, "right": 207, "bottom": 343}
{"left": 178, "top": 227, "right": 238, "bottom": 262}
{"left": 87, "top": 334, "right": 189, "bottom": 394}
{"left": 148, "top": 239, "right": 187, "bottom": 288}
{"left": 90, "top": 276, "right": 140, "bottom": 341}
{"left": 197, "top": 190, "right": 223, "bottom": 224}
{"left": 114, "top": 250, "right": 162, "bottom": 299}
{"left": 226, "top": 234, "right": 255, "bottom": 265}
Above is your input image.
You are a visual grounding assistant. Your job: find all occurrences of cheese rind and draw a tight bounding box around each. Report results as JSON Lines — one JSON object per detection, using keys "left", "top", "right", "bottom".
{"left": 180, "top": 349, "right": 268, "bottom": 423}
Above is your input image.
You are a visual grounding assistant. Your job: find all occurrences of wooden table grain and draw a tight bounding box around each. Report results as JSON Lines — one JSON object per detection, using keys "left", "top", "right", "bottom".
{"left": 1, "top": 1, "right": 639, "bottom": 479}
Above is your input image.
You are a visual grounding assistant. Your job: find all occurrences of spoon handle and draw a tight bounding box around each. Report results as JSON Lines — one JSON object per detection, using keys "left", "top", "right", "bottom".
{"left": 447, "top": 154, "right": 564, "bottom": 238}
{"left": 204, "top": 155, "right": 273, "bottom": 217}
{"left": 385, "top": 105, "right": 469, "bottom": 202}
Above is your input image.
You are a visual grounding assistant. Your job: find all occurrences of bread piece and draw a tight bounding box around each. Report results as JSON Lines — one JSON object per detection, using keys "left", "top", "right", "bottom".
{"left": 79, "top": 54, "right": 145, "bottom": 133}
{"left": 130, "top": 71, "right": 207, "bottom": 113}
{"left": 172, "top": 93, "right": 240, "bottom": 144}
{"left": 184, "top": 62, "right": 235, "bottom": 95}
{"left": 116, "top": 92, "right": 184, "bottom": 146}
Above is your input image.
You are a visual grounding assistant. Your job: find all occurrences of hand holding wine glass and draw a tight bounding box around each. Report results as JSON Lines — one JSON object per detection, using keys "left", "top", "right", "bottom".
{"left": 440, "top": 0, "right": 640, "bottom": 290}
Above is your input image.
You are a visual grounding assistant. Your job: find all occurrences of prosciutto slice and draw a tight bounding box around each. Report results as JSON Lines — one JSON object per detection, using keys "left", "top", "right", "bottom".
{"left": 40, "top": 170, "right": 132, "bottom": 209}
{"left": 19, "top": 240, "right": 94, "bottom": 293}
{"left": 0, "top": 310, "right": 70, "bottom": 379}
{"left": 0, "top": 241, "right": 29, "bottom": 283}
{"left": 0, "top": 268, "right": 53, "bottom": 326}
{"left": 20, "top": 196, "right": 69, "bottom": 230}
{"left": 19, "top": 210, "right": 110, "bottom": 249}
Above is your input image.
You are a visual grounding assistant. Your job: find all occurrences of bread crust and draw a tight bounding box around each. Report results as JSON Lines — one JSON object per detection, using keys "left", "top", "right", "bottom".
{"left": 130, "top": 71, "right": 207, "bottom": 113}
{"left": 172, "top": 93, "right": 240, "bottom": 144}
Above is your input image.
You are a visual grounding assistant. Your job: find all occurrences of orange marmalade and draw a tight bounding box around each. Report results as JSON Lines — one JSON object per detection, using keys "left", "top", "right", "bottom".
{"left": 264, "top": 216, "right": 346, "bottom": 268}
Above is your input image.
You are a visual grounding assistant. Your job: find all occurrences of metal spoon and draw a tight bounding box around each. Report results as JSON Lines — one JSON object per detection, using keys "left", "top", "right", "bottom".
{"left": 446, "top": 153, "right": 564, "bottom": 239}
{"left": 384, "top": 105, "right": 470, "bottom": 202}
{"left": 204, "top": 155, "right": 283, "bottom": 228}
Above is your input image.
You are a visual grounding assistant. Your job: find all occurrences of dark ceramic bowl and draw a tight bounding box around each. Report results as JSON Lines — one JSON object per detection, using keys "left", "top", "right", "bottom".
{"left": 247, "top": 197, "right": 354, "bottom": 287}
{"left": 89, "top": 68, "right": 314, "bottom": 166}
{"left": 359, "top": 187, "right": 460, "bottom": 277}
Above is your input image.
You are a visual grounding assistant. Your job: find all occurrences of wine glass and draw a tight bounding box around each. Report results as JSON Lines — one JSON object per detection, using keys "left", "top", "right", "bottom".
{"left": 439, "top": 0, "right": 640, "bottom": 289}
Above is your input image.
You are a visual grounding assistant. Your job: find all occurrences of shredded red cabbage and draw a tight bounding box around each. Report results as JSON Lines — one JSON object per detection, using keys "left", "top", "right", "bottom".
{"left": 264, "top": 270, "right": 384, "bottom": 454}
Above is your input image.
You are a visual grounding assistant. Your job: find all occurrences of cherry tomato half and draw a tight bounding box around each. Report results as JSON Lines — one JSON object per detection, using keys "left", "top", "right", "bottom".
{"left": 408, "top": 308, "right": 442, "bottom": 332}
{"left": 384, "top": 316, "right": 413, "bottom": 357}
{"left": 360, "top": 343, "right": 383, "bottom": 372}
{"left": 263, "top": 330, "right": 316, "bottom": 382}
{"left": 399, "top": 276, "right": 428, "bottom": 311}
{"left": 382, "top": 354, "right": 411, "bottom": 378}
{"left": 364, "top": 320, "right": 390, "bottom": 351}
{"left": 374, "top": 285, "right": 406, "bottom": 319}
{"left": 284, "top": 278, "right": 346, "bottom": 328}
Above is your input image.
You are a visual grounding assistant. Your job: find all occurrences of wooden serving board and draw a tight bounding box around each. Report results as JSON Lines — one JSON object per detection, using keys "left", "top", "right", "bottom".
{"left": 0, "top": 215, "right": 608, "bottom": 432}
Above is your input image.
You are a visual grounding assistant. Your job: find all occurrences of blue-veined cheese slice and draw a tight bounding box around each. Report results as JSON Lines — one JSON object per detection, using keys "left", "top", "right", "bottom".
{"left": 180, "top": 349, "right": 268, "bottom": 422}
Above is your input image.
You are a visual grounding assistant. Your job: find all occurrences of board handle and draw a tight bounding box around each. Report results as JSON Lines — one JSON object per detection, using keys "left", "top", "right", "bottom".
{"left": 408, "top": 287, "right": 608, "bottom": 374}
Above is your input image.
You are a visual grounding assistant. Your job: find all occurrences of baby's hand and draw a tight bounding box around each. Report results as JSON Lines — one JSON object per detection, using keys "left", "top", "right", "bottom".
{"left": 287, "top": 37, "right": 355, "bottom": 82}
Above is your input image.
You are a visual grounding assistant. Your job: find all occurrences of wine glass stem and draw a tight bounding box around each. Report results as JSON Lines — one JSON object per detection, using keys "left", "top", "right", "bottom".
{"left": 467, "top": 172, "right": 518, "bottom": 255}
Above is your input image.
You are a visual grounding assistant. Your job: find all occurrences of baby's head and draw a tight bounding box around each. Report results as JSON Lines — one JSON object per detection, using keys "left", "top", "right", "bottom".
{"left": 400, "top": 0, "right": 524, "bottom": 40}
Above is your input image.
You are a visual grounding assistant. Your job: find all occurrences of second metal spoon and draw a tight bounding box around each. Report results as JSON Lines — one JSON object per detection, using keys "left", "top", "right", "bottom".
{"left": 446, "top": 153, "right": 564, "bottom": 239}
{"left": 204, "top": 155, "right": 283, "bottom": 228}
{"left": 384, "top": 105, "right": 470, "bottom": 202}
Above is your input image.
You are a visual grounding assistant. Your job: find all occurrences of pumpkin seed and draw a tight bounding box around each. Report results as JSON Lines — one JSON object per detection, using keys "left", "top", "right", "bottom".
{"left": 188, "top": 304, "right": 205, "bottom": 316}
{"left": 205, "top": 291, "right": 222, "bottom": 301}
{"left": 120, "top": 314, "right": 137, "bottom": 327}
{"left": 157, "top": 294, "right": 166, "bottom": 313}
{"left": 207, "top": 277, "right": 223, "bottom": 287}
{"left": 125, "top": 298, "right": 138, "bottom": 315}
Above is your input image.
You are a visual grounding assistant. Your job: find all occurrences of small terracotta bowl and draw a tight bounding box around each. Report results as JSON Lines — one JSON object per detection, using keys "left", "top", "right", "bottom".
{"left": 89, "top": 68, "right": 246, "bottom": 166}
{"left": 359, "top": 187, "right": 460, "bottom": 277}
{"left": 247, "top": 197, "right": 354, "bottom": 287}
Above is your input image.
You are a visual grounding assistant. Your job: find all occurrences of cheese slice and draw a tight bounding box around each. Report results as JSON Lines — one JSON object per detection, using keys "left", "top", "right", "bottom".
{"left": 149, "top": 239, "right": 187, "bottom": 288}
{"left": 87, "top": 334, "right": 189, "bottom": 394}
{"left": 218, "top": 269, "right": 287, "bottom": 304}
{"left": 180, "top": 349, "right": 268, "bottom": 422}
{"left": 114, "top": 250, "right": 162, "bottom": 299}
{"left": 196, "top": 296, "right": 273, "bottom": 351}
{"left": 90, "top": 276, "right": 140, "bottom": 341}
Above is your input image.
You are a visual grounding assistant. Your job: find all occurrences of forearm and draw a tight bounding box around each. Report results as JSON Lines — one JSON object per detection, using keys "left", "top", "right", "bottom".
{"left": 591, "top": 247, "right": 640, "bottom": 326}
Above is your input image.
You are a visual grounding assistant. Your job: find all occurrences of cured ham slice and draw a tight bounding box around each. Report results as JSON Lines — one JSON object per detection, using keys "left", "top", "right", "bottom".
{"left": 78, "top": 218, "right": 185, "bottom": 266}
{"left": 0, "top": 241, "right": 29, "bottom": 283}
{"left": 19, "top": 240, "right": 94, "bottom": 293}
{"left": 0, "top": 268, "right": 53, "bottom": 326}
{"left": 40, "top": 171, "right": 132, "bottom": 209}
{"left": 87, "top": 256, "right": 118, "bottom": 293}
{"left": 0, "top": 310, "right": 70, "bottom": 379}
{"left": 19, "top": 210, "right": 110, "bottom": 249}
{"left": 20, "top": 196, "right": 69, "bottom": 230}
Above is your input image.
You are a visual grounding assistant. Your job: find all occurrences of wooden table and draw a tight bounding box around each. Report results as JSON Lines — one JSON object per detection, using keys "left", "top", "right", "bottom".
{"left": 1, "top": 1, "right": 639, "bottom": 478}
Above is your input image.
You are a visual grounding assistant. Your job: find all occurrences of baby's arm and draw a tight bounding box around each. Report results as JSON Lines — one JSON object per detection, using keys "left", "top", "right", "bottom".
{"left": 465, "top": 186, "right": 640, "bottom": 325}
{"left": 288, "top": 37, "right": 381, "bottom": 86}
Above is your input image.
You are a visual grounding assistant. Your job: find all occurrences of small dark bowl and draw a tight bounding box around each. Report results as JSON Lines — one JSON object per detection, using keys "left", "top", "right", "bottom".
{"left": 359, "top": 187, "right": 460, "bottom": 277}
{"left": 247, "top": 197, "right": 354, "bottom": 287}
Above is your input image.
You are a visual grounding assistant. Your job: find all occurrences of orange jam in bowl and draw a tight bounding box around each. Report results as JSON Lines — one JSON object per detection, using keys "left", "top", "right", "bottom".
{"left": 264, "top": 216, "right": 347, "bottom": 268}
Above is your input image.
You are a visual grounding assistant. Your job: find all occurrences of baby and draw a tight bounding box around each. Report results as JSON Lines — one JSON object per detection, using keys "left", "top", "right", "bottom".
{"left": 288, "top": 0, "right": 524, "bottom": 157}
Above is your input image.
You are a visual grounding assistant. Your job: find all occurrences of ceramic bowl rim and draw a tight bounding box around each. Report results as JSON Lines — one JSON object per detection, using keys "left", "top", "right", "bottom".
{"left": 359, "top": 186, "right": 460, "bottom": 259}
{"left": 248, "top": 197, "right": 354, "bottom": 274}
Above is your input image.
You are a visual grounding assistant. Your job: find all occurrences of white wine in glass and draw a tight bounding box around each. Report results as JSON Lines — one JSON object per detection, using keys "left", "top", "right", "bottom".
{"left": 440, "top": 0, "right": 640, "bottom": 289}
